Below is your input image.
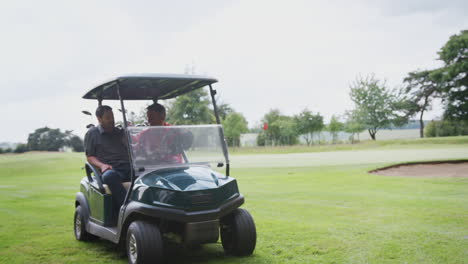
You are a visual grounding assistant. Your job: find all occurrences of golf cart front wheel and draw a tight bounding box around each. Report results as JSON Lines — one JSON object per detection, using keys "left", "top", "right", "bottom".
{"left": 126, "top": 221, "right": 163, "bottom": 264}
{"left": 220, "top": 208, "right": 257, "bottom": 256}
{"left": 74, "top": 205, "right": 96, "bottom": 241}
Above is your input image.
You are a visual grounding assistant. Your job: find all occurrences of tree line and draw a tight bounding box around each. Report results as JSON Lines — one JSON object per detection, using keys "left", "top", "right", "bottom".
{"left": 403, "top": 30, "right": 467, "bottom": 137}
{"left": 0, "top": 127, "right": 84, "bottom": 154}
{"left": 165, "top": 30, "right": 467, "bottom": 145}
{"left": 3, "top": 30, "right": 465, "bottom": 153}
{"left": 344, "top": 30, "right": 468, "bottom": 141}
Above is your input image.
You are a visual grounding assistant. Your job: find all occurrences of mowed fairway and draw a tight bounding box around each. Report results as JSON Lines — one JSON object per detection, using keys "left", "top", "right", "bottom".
{"left": 0, "top": 144, "right": 467, "bottom": 264}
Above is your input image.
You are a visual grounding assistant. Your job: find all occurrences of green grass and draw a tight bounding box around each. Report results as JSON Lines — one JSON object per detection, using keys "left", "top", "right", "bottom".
{"left": 0, "top": 144, "right": 467, "bottom": 264}
{"left": 230, "top": 135, "right": 468, "bottom": 155}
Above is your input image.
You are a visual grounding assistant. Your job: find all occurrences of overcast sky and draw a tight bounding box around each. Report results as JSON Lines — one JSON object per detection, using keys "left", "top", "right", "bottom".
{"left": 0, "top": 0, "right": 467, "bottom": 142}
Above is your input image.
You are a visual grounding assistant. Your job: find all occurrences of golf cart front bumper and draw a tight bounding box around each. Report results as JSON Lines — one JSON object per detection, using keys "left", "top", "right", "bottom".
{"left": 124, "top": 194, "right": 244, "bottom": 223}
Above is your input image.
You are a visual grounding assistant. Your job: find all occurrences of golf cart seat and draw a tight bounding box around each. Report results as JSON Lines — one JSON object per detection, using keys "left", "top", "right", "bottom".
{"left": 103, "top": 182, "right": 131, "bottom": 195}
{"left": 84, "top": 162, "right": 131, "bottom": 195}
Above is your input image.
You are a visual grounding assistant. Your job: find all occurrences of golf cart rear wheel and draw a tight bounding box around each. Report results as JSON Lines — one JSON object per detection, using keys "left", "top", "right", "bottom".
{"left": 220, "top": 208, "right": 257, "bottom": 256}
{"left": 126, "top": 221, "right": 163, "bottom": 264}
{"left": 74, "top": 205, "right": 96, "bottom": 241}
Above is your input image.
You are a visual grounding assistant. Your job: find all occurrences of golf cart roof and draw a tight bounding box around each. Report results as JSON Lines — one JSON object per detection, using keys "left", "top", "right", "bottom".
{"left": 82, "top": 73, "right": 218, "bottom": 100}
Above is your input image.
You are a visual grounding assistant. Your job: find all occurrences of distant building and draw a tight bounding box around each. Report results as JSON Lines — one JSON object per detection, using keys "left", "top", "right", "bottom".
{"left": 59, "top": 146, "right": 73, "bottom": 152}
{"left": 240, "top": 133, "right": 258, "bottom": 147}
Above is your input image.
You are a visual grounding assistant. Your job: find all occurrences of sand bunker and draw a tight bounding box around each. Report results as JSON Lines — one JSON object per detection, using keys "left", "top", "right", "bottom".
{"left": 371, "top": 161, "right": 468, "bottom": 177}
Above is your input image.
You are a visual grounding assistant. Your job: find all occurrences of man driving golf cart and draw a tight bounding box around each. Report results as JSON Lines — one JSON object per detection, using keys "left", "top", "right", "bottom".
{"left": 134, "top": 103, "right": 193, "bottom": 164}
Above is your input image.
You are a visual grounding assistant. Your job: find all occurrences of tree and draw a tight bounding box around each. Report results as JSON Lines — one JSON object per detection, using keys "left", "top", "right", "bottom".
{"left": 274, "top": 117, "right": 299, "bottom": 145}
{"left": 127, "top": 110, "right": 146, "bottom": 126}
{"left": 14, "top": 144, "right": 28, "bottom": 153}
{"left": 223, "top": 112, "right": 249, "bottom": 147}
{"left": 424, "top": 120, "right": 468, "bottom": 137}
{"left": 249, "top": 123, "right": 263, "bottom": 134}
{"left": 27, "top": 127, "right": 68, "bottom": 151}
{"left": 349, "top": 74, "right": 409, "bottom": 140}
{"left": 435, "top": 30, "right": 468, "bottom": 120}
{"left": 294, "top": 109, "right": 324, "bottom": 145}
{"left": 166, "top": 89, "right": 214, "bottom": 125}
{"left": 261, "top": 109, "right": 299, "bottom": 145}
{"left": 256, "top": 132, "right": 266, "bottom": 146}
{"left": 27, "top": 127, "right": 83, "bottom": 152}
{"left": 216, "top": 99, "right": 234, "bottom": 121}
{"left": 68, "top": 135, "right": 84, "bottom": 152}
{"left": 344, "top": 110, "right": 365, "bottom": 144}
{"left": 327, "top": 115, "right": 344, "bottom": 144}
{"left": 403, "top": 70, "right": 441, "bottom": 138}
{"left": 261, "top": 109, "right": 282, "bottom": 145}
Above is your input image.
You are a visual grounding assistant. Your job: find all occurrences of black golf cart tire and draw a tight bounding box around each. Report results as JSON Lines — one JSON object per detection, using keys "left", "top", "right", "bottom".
{"left": 74, "top": 205, "right": 96, "bottom": 241}
{"left": 126, "top": 221, "right": 163, "bottom": 264}
{"left": 220, "top": 208, "right": 257, "bottom": 256}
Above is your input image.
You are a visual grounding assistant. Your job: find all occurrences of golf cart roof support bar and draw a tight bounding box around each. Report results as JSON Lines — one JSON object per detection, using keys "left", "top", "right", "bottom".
{"left": 116, "top": 80, "right": 136, "bottom": 208}
{"left": 209, "top": 85, "right": 221, "bottom": 124}
{"left": 209, "top": 84, "right": 230, "bottom": 176}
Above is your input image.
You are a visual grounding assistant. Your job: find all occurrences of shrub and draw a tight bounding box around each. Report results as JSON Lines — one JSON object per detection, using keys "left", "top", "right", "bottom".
{"left": 425, "top": 120, "right": 468, "bottom": 137}
{"left": 256, "top": 132, "right": 266, "bottom": 146}
{"left": 14, "top": 144, "right": 28, "bottom": 153}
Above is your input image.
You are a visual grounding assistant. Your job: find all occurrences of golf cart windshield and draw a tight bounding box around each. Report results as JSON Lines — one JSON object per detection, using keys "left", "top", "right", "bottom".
{"left": 128, "top": 125, "right": 227, "bottom": 170}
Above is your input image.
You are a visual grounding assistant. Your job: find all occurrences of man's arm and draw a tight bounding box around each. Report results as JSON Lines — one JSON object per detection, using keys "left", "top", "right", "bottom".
{"left": 84, "top": 128, "right": 112, "bottom": 173}
{"left": 87, "top": 156, "right": 112, "bottom": 173}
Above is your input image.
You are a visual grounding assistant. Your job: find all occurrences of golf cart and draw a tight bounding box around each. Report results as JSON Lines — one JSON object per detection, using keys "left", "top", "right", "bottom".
{"left": 74, "top": 74, "right": 256, "bottom": 264}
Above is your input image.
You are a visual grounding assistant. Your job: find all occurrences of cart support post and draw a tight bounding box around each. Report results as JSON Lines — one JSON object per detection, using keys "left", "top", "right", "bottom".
{"left": 116, "top": 80, "right": 136, "bottom": 210}
{"left": 209, "top": 85, "right": 221, "bottom": 124}
{"left": 209, "top": 85, "right": 230, "bottom": 176}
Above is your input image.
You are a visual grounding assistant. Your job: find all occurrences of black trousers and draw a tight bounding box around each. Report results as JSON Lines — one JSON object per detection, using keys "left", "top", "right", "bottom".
{"left": 102, "top": 163, "right": 131, "bottom": 215}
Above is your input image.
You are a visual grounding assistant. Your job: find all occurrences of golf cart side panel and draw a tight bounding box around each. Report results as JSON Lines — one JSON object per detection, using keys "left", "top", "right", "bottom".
{"left": 87, "top": 186, "right": 114, "bottom": 225}
{"left": 79, "top": 177, "right": 114, "bottom": 226}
